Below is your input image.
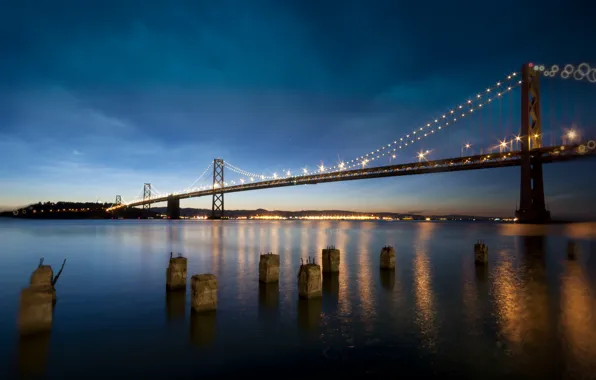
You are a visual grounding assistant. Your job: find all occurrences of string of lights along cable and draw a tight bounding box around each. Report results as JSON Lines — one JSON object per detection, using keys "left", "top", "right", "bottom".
{"left": 223, "top": 71, "right": 522, "bottom": 181}
{"left": 109, "top": 62, "right": 594, "bottom": 207}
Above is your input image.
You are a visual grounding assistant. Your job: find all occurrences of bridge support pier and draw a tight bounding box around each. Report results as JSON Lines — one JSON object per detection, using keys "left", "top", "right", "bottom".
{"left": 167, "top": 197, "right": 180, "bottom": 219}
{"left": 515, "top": 63, "right": 551, "bottom": 224}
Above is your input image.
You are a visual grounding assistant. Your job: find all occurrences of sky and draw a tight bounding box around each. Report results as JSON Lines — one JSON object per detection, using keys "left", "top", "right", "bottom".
{"left": 1, "top": 0, "right": 596, "bottom": 218}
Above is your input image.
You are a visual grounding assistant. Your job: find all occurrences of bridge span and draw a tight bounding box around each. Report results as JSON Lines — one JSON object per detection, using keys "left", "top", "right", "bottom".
{"left": 109, "top": 143, "right": 594, "bottom": 211}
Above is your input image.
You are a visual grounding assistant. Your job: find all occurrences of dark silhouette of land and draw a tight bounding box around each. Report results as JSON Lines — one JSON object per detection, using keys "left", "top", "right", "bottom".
{"left": 0, "top": 202, "right": 157, "bottom": 219}
{"left": 1, "top": 201, "right": 513, "bottom": 221}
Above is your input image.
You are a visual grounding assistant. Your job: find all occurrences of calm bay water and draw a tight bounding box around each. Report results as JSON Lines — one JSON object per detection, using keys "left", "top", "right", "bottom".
{"left": 1, "top": 219, "right": 596, "bottom": 379}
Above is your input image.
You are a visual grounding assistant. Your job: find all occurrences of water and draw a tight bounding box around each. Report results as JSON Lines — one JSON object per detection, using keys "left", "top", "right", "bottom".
{"left": 1, "top": 219, "right": 596, "bottom": 379}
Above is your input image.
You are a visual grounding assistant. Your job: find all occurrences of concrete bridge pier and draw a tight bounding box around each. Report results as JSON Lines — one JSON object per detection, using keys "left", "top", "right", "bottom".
{"left": 474, "top": 241, "right": 488, "bottom": 265}
{"left": 167, "top": 196, "right": 180, "bottom": 219}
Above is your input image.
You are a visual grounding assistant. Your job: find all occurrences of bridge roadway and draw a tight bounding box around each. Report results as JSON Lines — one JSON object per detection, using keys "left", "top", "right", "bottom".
{"left": 111, "top": 143, "right": 595, "bottom": 210}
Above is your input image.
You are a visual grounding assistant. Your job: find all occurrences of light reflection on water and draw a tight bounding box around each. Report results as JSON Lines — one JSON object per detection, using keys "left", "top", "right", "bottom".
{"left": 0, "top": 219, "right": 595, "bottom": 379}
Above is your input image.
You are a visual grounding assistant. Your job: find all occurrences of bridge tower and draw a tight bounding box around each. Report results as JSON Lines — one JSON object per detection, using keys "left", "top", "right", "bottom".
{"left": 210, "top": 158, "right": 225, "bottom": 219}
{"left": 515, "top": 63, "right": 551, "bottom": 224}
{"left": 143, "top": 183, "right": 151, "bottom": 217}
{"left": 115, "top": 195, "right": 122, "bottom": 206}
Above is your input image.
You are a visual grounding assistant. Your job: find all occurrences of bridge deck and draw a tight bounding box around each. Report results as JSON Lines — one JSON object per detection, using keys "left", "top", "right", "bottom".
{"left": 111, "top": 144, "right": 594, "bottom": 209}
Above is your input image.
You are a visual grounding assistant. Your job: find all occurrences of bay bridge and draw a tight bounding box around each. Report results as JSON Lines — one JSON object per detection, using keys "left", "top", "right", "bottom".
{"left": 107, "top": 63, "right": 596, "bottom": 223}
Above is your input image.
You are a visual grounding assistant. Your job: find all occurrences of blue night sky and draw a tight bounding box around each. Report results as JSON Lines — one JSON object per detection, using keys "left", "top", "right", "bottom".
{"left": 1, "top": 0, "right": 595, "bottom": 218}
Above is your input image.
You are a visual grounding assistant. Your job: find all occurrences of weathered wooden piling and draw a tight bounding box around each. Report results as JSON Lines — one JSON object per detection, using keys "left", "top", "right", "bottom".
{"left": 322, "top": 246, "right": 340, "bottom": 273}
{"left": 166, "top": 253, "right": 187, "bottom": 291}
{"left": 474, "top": 240, "right": 488, "bottom": 265}
{"left": 297, "top": 257, "right": 322, "bottom": 299}
{"left": 567, "top": 240, "right": 578, "bottom": 260}
{"left": 259, "top": 252, "right": 280, "bottom": 283}
{"left": 380, "top": 245, "right": 396, "bottom": 270}
{"left": 191, "top": 274, "right": 217, "bottom": 312}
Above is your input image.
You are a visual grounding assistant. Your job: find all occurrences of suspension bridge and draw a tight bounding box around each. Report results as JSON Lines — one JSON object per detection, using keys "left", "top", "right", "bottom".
{"left": 106, "top": 62, "right": 596, "bottom": 223}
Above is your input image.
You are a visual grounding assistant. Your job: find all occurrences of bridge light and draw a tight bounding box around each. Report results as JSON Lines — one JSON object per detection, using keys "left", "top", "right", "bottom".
{"left": 534, "top": 134, "right": 539, "bottom": 138}
{"left": 339, "top": 162, "right": 345, "bottom": 169}
{"left": 465, "top": 143, "right": 471, "bottom": 149}
{"left": 273, "top": 173, "right": 277, "bottom": 179}
{"left": 567, "top": 130, "right": 577, "bottom": 141}
{"left": 319, "top": 165, "right": 325, "bottom": 172}
{"left": 303, "top": 168, "right": 308, "bottom": 174}
{"left": 240, "top": 179, "right": 245, "bottom": 184}
{"left": 250, "top": 177, "right": 254, "bottom": 182}
{"left": 286, "top": 170, "right": 291, "bottom": 176}
{"left": 515, "top": 135, "right": 521, "bottom": 142}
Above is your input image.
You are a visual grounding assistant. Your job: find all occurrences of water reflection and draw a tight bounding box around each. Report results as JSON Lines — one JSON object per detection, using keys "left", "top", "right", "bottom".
{"left": 297, "top": 298, "right": 322, "bottom": 333}
{"left": 379, "top": 270, "right": 395, "bottom": 291}
{"left": 17, "top": 332, "right": 51, "bottom": 378}
{"left": 258, "top": 283, "right": 279, "bottom": 315}
{"left": 560, "top": 261, "right": 596, "bottom": 377}
{"left": 413, "top": 223, "right": 437, "bottom": 351}
{"left": 462, "top": 260, "right": 480, "bottom": 334}
{"left": 322, "top": 273, "right": 339, "bottom": 298}
{"left": 167, "top": 223, "right": 182, "bottom": 254}
{"left": 189, "top": 310, "right": 217, "bottom": 347}
{"left": 492, "top": 247, "right": 524, "bottom": 345}
{"left": 335, "top": 223, "right": 351, "bottom": 317}
{"left": 520, "top": 236, "right": 550, "bottom": 350}
{"left": 165, "top": 291, "right": 186, "bottom": 322}
{"left": 211, "top": 224, "right": 224, "bottom": 274}
{"left": 357, "top": 223, "right": 375, "bottom": 332}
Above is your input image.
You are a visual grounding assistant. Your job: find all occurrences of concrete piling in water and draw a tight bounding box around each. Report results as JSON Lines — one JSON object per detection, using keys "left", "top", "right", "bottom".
{"left": 18, "top": 287, "right": 54, "bottom": 336}
{"left": 567, "top": 240, "right": 579, "bottom": 260}
{"left": 191, "top": 274, "right": 217, "bottom": 312}
{"left": 166, "top": 253, "right": 187, "bottom": 291}
{"left": 297, "top": 257, "right": 322, "bottom": 299}
{"left": 18, "top": 258, "right": 66, "bottom": 335}
{"left": 30, "top": 262, "right": 56, "bottom": 302}
{"left": 322, "top": 246, "right": 340, "bottom": 273}
{"left": 474, "top": 240, "right": 488, "bottom": 265}
{"left": 380, "top": 245, "right": 396, "bottom": 270}
{"left": 259, "top": 252, "right": 280, "bottom": 283}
